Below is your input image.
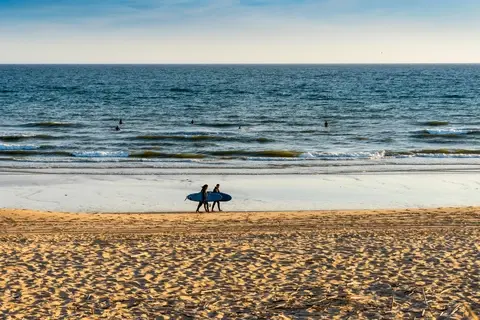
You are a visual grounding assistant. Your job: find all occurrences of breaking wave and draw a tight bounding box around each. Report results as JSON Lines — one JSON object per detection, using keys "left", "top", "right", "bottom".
{"left": 72, "top": 151, "right": 129, "bottom": 158}
{"left": 413, "top": 128, "right": 480, "bottom": 138}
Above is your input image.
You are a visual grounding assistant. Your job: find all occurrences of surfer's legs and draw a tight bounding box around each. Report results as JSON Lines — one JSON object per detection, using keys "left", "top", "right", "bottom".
{"left": 212, "top": 201, "right": 221, "bottom": 212}
{"left": 196, "top": 201, "right": 203, "bottom": 212}
{"left": 204, "top": 202, "right": 209, "bottom": 212}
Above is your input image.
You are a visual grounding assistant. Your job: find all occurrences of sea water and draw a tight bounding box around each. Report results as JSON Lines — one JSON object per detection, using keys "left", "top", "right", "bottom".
{"left": 1, "top": 64, "right": 480, "bottom": 173}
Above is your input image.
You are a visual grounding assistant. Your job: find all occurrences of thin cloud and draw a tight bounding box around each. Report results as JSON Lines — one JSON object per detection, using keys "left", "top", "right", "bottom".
{"left": 1, "top": 0, "right": 479, "bottom": 27}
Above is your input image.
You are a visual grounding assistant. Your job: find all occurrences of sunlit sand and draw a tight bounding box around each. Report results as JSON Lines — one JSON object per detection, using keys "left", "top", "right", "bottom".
{"left": 1, "top": 208, "right": 479, "bottom": 318}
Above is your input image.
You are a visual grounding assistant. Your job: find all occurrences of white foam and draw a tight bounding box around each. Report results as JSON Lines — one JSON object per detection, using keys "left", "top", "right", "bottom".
{"left": 425, "top": 128, "right": 469, "bottom": 135}
{"left": 72, "top": 151, "right": 129, "bottom": 158}
{"left": 416, "top": 153, "right": 480, "bottom": 158}
{"left": 300, "top": 151, "right": 385, "bottom": 160}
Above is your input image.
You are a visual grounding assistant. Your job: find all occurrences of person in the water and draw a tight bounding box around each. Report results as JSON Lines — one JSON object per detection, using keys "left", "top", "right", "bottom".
{"left": 211, "top": 184, "right": 222, "bottom": 212}
{"left": 196, "top": 184, "right": 209, "bottom": 213}
{"left": 119, "top": 119, "right": 123, "bottom": 125}
{"left": 115, "top": 125, "right": 120, "bottom": 131}
{"left": 191, "top": 120, "right": 194, "bottom": 124}
{"left": 324, "top": 120, "right": 328, "bottom": 128}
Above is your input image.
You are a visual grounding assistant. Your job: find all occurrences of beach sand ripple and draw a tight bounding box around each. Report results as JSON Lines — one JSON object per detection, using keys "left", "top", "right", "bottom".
{"left": 0, "top": 208, "right": 479, "bottom": 319}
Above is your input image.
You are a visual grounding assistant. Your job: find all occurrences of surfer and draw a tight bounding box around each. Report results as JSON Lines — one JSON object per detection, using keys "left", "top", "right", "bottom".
{"left": 196, "top": 184, "right": 209, "bottom": 213}
{"left": 211, "top": 184, "right": 222, "bottom": 212}
{"left": 191, "top": 120, "right": 194, "bottom": 124}
{"left": 119, "top": 119, "right": 123, "bottom": 125}
{"left": 324, "top": 120, "right": 328, "bottom": 128}
{"left": 115, "top": 125, "right": 120, "bottom": 131}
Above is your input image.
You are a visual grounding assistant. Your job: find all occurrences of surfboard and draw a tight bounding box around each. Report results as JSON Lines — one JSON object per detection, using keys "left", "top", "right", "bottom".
{"left": 187, "top": 192, "right": 222, "bottom": 202}
{"left": 217, "top": 192, "right": 232, "bottom": 202}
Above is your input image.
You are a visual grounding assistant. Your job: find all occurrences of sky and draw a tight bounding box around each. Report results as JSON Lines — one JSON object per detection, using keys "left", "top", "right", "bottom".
{"left": 0, "top": 0, "right": 479, "bottom": 63}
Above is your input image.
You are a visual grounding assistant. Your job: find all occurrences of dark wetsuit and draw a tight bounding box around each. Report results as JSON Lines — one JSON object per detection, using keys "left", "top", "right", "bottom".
{"left": 211, "top": 186, "right": 221, "bottom": 211}
{"left": 196, "top": 187, "right": 209, "bottom": 212}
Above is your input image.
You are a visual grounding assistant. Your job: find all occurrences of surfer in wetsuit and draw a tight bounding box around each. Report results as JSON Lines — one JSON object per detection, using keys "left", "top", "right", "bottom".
{"left": 324, "top": 120, "right": 328, "bottom": 128}
{"left": 211, "top": 184, "right": 222, "bottom": 212}
{"left": 115, "top": 125, "right": 120, "bottom": 131}
{"left": 196, "top": 184, "right": 209, "bottom": 213}
{"left": 119, "top": 119, "right": 123, "bottom": 125}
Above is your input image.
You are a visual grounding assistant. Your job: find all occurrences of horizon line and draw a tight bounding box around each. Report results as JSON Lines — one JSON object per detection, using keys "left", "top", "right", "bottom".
{"left": 1, "top": 62, "right": 480, "bottom": 66}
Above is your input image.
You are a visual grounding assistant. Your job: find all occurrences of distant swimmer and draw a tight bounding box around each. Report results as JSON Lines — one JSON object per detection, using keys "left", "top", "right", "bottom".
{"left": 115, "top": 125, "right": 120, "bottom": 131}
{"left": 211, "top": 184, "right": 222, "bottom": 212}
{"left": 119, "top": 119, "right": 123, "bottom": 125}
{"left": 196, "top": 184, "right": 209, "bottom": 213}
{"left": 324, "top": 120, "right": 328, "bottom": 128}
{"left": 238, "top": 126, "right": 242, "bottom": 129}
{"left": 191, "top": 120, "right": 194, "bottom": 124}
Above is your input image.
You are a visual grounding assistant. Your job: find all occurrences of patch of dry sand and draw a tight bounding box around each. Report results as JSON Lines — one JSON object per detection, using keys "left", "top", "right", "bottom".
{"left": 0, "top": 207, "right": 479, "bottom": 319}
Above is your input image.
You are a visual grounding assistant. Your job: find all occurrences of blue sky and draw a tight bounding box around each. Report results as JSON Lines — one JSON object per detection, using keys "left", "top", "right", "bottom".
{"left": 1, "top": 0, "right": 479, "bottom": 63}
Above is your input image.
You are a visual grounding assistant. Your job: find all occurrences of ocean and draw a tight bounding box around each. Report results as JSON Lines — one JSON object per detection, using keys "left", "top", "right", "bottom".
{"left": 1, "top": 64, "right": 480, "bottom": 174}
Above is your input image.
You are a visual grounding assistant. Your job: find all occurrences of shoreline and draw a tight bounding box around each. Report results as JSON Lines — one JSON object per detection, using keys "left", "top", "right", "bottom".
{"left": 2, "top": 158, "right": 480, "bottom": 175}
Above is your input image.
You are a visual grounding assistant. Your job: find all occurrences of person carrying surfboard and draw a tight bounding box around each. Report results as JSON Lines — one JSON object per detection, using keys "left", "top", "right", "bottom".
{"left": 211, "top": 184, "right": 222, "bottom": 212}
{"left": 196, "top": 184, "right": 209, "bottom": 213}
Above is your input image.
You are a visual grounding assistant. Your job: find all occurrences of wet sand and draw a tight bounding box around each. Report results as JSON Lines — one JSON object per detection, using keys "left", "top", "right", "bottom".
{"left": 1, "top": 207, "right": 479, "bottom": 319}
{"left": 2, "top": 172, "right": 480, "bottom": 213}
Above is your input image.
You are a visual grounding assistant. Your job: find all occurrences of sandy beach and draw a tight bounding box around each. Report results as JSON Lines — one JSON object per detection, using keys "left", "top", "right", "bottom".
{"left": 1, "top": 207, "right": 479, "bottom": 319}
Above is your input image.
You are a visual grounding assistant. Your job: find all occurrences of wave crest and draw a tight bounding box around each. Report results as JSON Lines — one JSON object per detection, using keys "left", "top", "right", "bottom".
{"left": 0, "top": 144, "right": 40, "bottom": 151}
{"left": 0, "top": 134, "right": 59, "bottom": 142}
{"left": 129, "top": 151, "right": 205, "bottom": 159}
{"left": 209, "top": 150, "right": 302, "bottom": 158}
{"left": 420, "top": 121, "right": 449, "bottom": 126}
{"left": 22, "top": 122, "right": 83, "bottom": 128}
{"left": 135, "top": 135, "right": 274, "bottom": 143}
